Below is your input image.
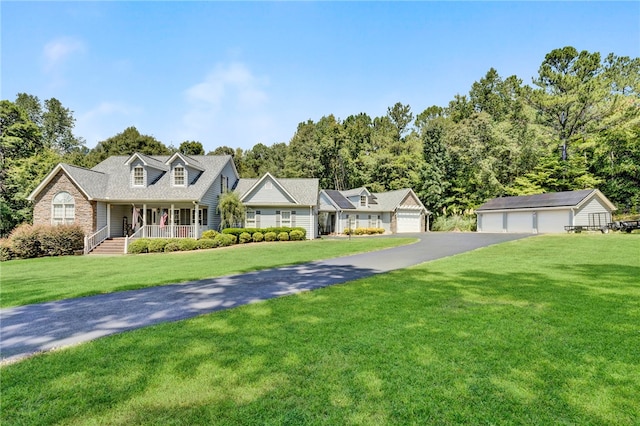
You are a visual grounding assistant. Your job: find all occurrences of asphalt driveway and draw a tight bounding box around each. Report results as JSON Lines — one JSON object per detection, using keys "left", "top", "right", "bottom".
{"left": 1, "top": 232, "right": 529, "bottom": 363}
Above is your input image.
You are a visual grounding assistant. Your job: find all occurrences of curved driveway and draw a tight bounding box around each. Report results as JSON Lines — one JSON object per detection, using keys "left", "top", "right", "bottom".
{"left": 1, "top": 233, "right": 528, "bottom": 363}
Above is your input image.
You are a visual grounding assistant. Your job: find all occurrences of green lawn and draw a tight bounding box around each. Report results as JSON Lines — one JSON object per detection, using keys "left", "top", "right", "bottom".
{"left": 0, "top": 237, "right": 414, "bottom": 308}
{"left": 2, "top": 235, "right": 639, "bottom": 425}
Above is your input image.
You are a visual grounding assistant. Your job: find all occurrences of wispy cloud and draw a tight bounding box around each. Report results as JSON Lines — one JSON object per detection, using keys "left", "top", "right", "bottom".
{"left": 43, "top": 37, "right": 86, "bottom": 71}
{"left": 180, "top": 62, "right": 274, "bottom": 148}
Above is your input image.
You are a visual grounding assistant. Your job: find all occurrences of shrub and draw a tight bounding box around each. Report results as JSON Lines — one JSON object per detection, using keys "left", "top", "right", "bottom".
{"left": 289, "top": 229, "right": 305, "bottom": 241}
{"left": 432, "top": 214, "right": 477, "bottom": 232}
{"left": 343, "top": 228, "right": 353, "bottom": 235}
{"left": 239, "top": 232, "right": 252, "bottom": 244}
{"left": 277, "top": 232, "right": 290, "bottom": 241}
{"left": 354, "top": 227, "right": 367, "bottom": 235}
{"left": 9, "top": 224, "right": 44, "bottom": 258}
{"left": 0, "top": 238, "right": 14, "bottom": 261}
{"left": 128, "top": 238, "right": 150, "bottom": 254}
{"left": 252, "top": 232, "right": 264, "bottom": 242}
{"left": 164, "top": 242, "right": 181, "bottom": 252}
{"left": 39, "top": 225, "right": 84, "bottom": 256}
{"left": 201, "top": 230, "right": 218, "bottom": 239}
{"left": 197, "top": 238, "right": 218, "bottom": 249}
{"left": 214, "top": 233, "right": 236, "bottom": 247}
{"left": 147, "top": 239, "right": 169, "bottom": 253}
{"left": 264, "top": 231, "right": 277, "bottom": 242}
{"left": 178, "top": 238, "right": 198, "bottom": 251}
{"left": 221, "top": 228, "right": 245, "bottom": 238}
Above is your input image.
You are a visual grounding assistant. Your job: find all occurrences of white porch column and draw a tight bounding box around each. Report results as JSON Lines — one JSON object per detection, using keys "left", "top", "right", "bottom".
{"left": 194, "top": 203, "right": 199, "bottom": 238}
{"left": 107, "top": 203, "right": 111, "bottom": 237}
{"left": 143, "top": 204, "right": 147, "bottom": 237}
{"left": 170, "top": 204, "right": 175, "bottom": 238}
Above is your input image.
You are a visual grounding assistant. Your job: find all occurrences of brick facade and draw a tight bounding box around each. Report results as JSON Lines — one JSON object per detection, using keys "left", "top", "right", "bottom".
{"left": 32, "top": 171, "right": 95, "bottom": 235}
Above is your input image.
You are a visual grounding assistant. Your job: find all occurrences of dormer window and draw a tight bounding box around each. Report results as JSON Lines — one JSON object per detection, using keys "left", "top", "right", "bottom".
{"left": 360, "top": 195, "right": 367, "bottom": 207}
{"left": 173, "top": 166, "right": 185, "bottom": 186}
{"left": 133, "top": 166, "right": 144, "bottom": 186}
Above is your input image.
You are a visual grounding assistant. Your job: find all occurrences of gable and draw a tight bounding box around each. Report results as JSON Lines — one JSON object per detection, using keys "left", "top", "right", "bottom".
{"left": 400, "top": 191, "right": 420, "bottom": 207}
{"left": 242, "top": 176, "right": 296, "bottom": 204}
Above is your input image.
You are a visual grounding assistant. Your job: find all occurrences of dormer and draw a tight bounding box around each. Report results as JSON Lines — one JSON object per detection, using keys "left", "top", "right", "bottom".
{"left": 166, "top": 153, "right": 205, "bottom": 187}
{"left": 343, "top": 187, "right": 372, "bottom": 208}
{"left": 125, "top": 153, "right": 169, "bottom": 188}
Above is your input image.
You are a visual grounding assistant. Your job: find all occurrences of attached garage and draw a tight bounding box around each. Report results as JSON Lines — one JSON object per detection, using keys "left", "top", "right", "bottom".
{"left": 396, "top": 209, "right": 423, "bottom": 233}
{"left": 476, "top": 189, "right": 616, "bottom": 234}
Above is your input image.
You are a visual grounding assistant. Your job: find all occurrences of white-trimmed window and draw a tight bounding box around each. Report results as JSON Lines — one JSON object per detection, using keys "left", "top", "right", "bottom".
{"left": 133, "top": 166, "right": 144, "bottom": 186}
{"left": 52, "top": 192, "right": 75, "bottom": 225}
{"left": 368, "top": 214, "right": 379, "bottom": 228}
{"left": 281, "top": 210, "right": 291, "bottom": 226}
{"left": 246, "top": 210, "right": 256, "bottom": 227}
{"left": 360, "top": 195, "right": 367, "bottom": 207}
{"left": 173, "top": 166, "right": 185, "bottom": 186}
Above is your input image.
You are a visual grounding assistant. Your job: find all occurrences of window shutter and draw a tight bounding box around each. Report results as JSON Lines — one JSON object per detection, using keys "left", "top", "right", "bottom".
{"left": 276, "top": 210, "right": 280, "bottom": 227}
{"left": 291, "top": 211, "right": 296, "bottom": 227}
{"left": 256, "top": 211, "right": 261, "bottom": 228}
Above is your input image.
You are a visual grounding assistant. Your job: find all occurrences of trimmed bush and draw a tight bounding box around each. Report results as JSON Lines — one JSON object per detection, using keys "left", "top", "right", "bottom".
{"left": 164, "top": 242, "right": 181, "bottom": 252}
{"left": 128, "top": 238, "right": 150, "bottom": 254}
{"left": 201, "top": 230, "right": 219, "bottom": 239}
{"left": 178, "top": 238, "right": 198, "bottom": 251}
{"left": 147, "top": 239, "right": 169, "bottom": 253}
{"left": 239, "top": 232, "right": 252, "bottom": 244}
{"left": 264, "top": 231, "right": 277, "bottom": 242}
{"left": 354, "top": 227, "right": 367, "bottom": 235}
{"left": 343, "top": 228, "right": 353, "bottom": 235}
{"left": 39, "top": 224, "right": 84, "bottom": 256}
{"left": 214, "top": 233, "right": 236, "bottom": 247}
{"left": 252, "top": 232, "right": 264, "bottom": 242}
{"left": 277, "top": 232, "right": 290, "bottom": 241}
{"left": 289, "top": 229, "right": 305, "bottom": 241}
{"left": 0, "top": 238, "right": 14, "bottom": 261}
{"left": 9, "top": 224, "right": 43, "bottom": 259}
{"left": 197, "top": 238, "right": 218, "bottom": 249}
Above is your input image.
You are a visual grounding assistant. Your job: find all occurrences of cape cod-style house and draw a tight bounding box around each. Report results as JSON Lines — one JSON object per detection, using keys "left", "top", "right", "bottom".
{"left": 27, "top": 153, "right": 239, "bottom": 253}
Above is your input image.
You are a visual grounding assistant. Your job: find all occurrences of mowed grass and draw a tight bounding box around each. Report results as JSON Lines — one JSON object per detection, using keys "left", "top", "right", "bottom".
{"left": 2, "top": 235, "right": 639, "bottom": 425}
{"left": 0, "top": 237, "right": 415, "bottom": 308}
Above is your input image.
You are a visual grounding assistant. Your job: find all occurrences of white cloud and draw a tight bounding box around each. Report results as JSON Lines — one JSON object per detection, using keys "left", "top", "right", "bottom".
{"left": 76, "top": 101, "right": 142, "bottom": 147}
{"left": 43, "top": 37, "right": 86, "bottom": 71}
{"left": 180, "top": 62, "right": 274, "bottom": 149}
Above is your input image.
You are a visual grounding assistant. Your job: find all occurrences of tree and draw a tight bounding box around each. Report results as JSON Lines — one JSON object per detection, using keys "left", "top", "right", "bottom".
{"left": 208, "top": 145, "right": 234, "bottom": 156}
{"left": 217, "top": 191, "right": 245, "bottom": 229}
{"left": 15, "top": 93, "right": 43, "bottom": 127}
{"left": 179, "top": 141, "right": 205, "bottom": 155}
{"left": 86, "top": 126, "right": 170, "bottom": 166}
{"left": 42, "top": 98, "right": 83, "bottom": 154}
{"left": 387, "top": 102, "right": 413, "bottom": 140}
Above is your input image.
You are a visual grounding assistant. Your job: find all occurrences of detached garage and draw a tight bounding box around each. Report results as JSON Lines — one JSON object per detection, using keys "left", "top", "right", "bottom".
{"left": 476, "top": 189, "right": 617, "bottom": 234}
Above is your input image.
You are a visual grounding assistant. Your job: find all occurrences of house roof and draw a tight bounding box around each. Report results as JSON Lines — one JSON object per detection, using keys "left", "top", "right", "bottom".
{"left": 373, "top": 188, "right": 422, "bottom": 211}
{"left": 323, "top": 190, "right": 356, "bottom": 210}
{"left": 341, "top": 187, "right": 371, "bottom": 198}
{"left": 30, "top": 154, "right": 235, "bottom": 203}
{"left": 476, "top": 189, "right": 615, "bottom": 211}
{"left": 320, "top": 187, "right": 428, "bottom": 213}
{"left": 234, "top": 174, "right": 319, "bottom": 206}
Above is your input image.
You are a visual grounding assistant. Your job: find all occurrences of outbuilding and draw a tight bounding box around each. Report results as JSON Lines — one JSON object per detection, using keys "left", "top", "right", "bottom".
{"left": 476, "top": 189, "right": 616, "bottom": 233}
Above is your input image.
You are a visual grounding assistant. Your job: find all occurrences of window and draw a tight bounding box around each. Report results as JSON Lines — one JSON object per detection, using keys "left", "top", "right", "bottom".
{"left": 173, "top": 166, "right": 185, "bottom": 186}
{"left": 221, "top": 175, "right": 228, "bottom": 193}
{"left": 133, "top": 166, "right": 144, "bottom": 186}
{"left": 52, "top": 192, "right": 75, "bottom": 225}
{"left": 246, "top": 210, "right": 256, "bottom": 227}
{"left": 360, "top": 195, "right": 367, "bottom": 207}
{"left": 191, "top": 208, "right": 208, "bottom": 226}
{"left": 281, "top": 210, "right": 291, "bottom": 226}
{"left": 368, "top": 214, "right": 379, "bottom": 228}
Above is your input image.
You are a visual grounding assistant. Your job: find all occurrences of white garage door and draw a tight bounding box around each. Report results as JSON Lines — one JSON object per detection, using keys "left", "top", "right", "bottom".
{"left": 397, "top": 210, "right": 422, "bottom": 233}
{"left": 479, "top": 213, "right": 503, "bottom": 232}
{"left": 537, "top": 210, "right": 570, "bottom": 233}
{"left": 507, "top": 212, "right": 533, "bottom": 233}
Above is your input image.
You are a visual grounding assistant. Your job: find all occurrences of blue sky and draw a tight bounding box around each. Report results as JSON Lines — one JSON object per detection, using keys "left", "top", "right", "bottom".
{"left": 2, "top": 2, "right": 639, "bottom": 152}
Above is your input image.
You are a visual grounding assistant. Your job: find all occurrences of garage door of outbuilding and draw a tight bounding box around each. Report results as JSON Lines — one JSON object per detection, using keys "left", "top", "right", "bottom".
{"left": 396, "top": 210, "right": 422, "bottom": 233}
{"left": 537, "top": 210, "right": 570, "bottom": 233}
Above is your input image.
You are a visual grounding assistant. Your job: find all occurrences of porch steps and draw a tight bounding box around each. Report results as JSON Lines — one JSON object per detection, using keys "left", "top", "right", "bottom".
{"left": 90, "top": 237, "right": 126, "bottom": 255}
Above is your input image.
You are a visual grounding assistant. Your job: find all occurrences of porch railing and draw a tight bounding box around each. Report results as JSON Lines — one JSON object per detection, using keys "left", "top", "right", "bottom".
{"left": 84, "top": 225, "right": 109, "bottom": 254}
{"left": 124, "top": 225, "right": 199, "bottom": 253}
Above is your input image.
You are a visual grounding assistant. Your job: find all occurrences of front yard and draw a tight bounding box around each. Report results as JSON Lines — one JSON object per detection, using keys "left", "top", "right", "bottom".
{"left": 0, "top": 237, "right": 415, "bottom": 307}
{"left": 2, "top": 235, "right": 639, "bottom": 424}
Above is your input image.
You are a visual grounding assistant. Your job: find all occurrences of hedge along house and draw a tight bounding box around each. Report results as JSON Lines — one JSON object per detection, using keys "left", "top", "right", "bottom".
{"left": 233, "top": 173, "right": 320, "bottom": 239}
{"left": 28, "top": 153, "right": 239, "bottom": 253}
{"left": 319, "top": 187, "right": 429, "bottom": 234}
{"left": 476, "top": 189, "right": 617, "bottom": 233}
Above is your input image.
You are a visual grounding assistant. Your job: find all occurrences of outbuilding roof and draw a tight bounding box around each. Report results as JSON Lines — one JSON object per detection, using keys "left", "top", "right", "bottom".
{"left": 476, "top": 189, "right": 615, "bottom": 211}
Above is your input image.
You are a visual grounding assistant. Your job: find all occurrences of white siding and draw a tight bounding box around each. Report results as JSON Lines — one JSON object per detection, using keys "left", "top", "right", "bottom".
{"left": 208, "top": 160, "right": 239, "bottom": 231}
{"left": 244, "top": 179, "right": 293, "bottom": 204}
{"left": 478, "top": 212, "right": 504, "bottom": 232}
{"left": 537, "top": 210, "right": 570, "bottom": 233}
{"left": 319, "top": 192, "right": 337, "bottom": 211}
{"left": 575, "top": 197, "right": 611, "bottom": 227}
{"left": 96, "top": 202, "right": 108, "bottom": 229}
{"left": 110, "top": 205, "right": 129, "bottom": 237}
{"left": 506, "top": 212, "right": 532, "bottom": 233}
{"left": 249, "top": 207, "right": 316, "bottom": 239}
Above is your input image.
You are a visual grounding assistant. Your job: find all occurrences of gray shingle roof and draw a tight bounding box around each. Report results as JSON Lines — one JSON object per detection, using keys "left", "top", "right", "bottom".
{"left": 61, "top": 164, "right": 108, "bottom": 198}
{"left": 90, "top": 155, "right": 233, "bottom": 201}
{"left": 371, "top": 189, "right": 413, "bottom": 211}
{"left": 476, "top": 190, "right": 596, "bottom": 211}
{"left": 234, "top": 175, "right": 319, "bottom": 206}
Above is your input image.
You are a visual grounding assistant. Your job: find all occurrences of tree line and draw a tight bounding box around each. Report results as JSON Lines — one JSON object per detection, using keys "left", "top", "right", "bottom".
{"left": 1, "top": 46, "right": 638, "bottom": 236}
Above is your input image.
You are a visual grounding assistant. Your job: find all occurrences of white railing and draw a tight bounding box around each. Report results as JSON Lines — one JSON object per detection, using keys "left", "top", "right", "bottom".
{"left": 84, "top": 225, "right": 109, "bottom": 254}
{"left": 142, "top": 225, "right": 196, "bottom": 239}
{"left": 124, "top": 226, "right": 145, "bottom": 254}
